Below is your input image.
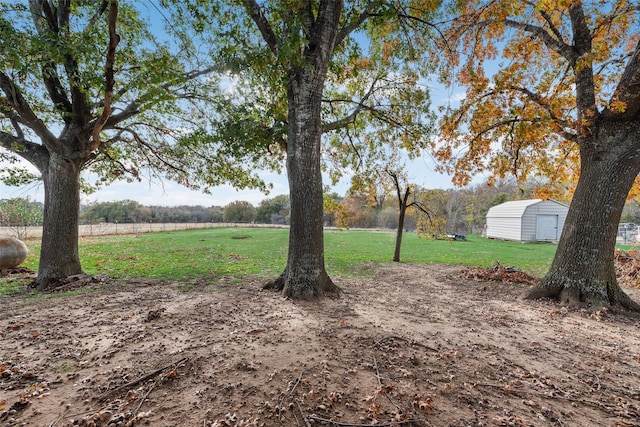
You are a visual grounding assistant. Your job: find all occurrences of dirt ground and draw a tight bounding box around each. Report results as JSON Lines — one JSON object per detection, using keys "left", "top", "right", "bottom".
{"left": 1, "top": 263, "right": 640, "bottom": 427}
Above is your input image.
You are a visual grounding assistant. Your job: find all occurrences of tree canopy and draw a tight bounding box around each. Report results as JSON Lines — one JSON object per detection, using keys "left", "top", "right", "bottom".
{"left": 0, "top": 1, "right": 276, "bottom": 288}
{"left": 436, "top": 0, "right": 640, "bottom": 195}
{"left": 436, "top": 0, "right": 640, "bottom": 311}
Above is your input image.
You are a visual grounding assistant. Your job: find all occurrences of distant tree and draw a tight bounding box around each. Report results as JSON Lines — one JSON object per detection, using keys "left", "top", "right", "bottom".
{"left": 385, "top": 169, "right": 438, "bottom": 262}
{"left": 223, "top": 201, "right": 256, "bottom": 223}
{"left": 255, "top": 195, "right": 290, "bottom": 224}
{"left": 376, "top": 206, "right": 398, "bottom": 230}
{"left": 323, "top": 192, "right": 348, "bottom": 228}
{"left": 0, "top": 198, "right": 43, "bottom": 239}
{"left": 341, "top": 193, "right": 377, "bottom": 228}
{"left": 81, "top": 200, "right": 141, "bottom": 224}
{"left": 621, "top": 200, "right": 640, "bottom": 225}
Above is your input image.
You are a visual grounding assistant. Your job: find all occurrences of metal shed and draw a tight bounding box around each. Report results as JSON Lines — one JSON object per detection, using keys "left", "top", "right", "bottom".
{"left": 485, "top": 199, "right": 569, "bottom": 242}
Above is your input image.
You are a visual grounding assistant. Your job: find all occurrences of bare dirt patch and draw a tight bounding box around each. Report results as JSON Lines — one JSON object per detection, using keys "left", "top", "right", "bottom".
{"left": 1, "top": 264, "right": 640, "bottom": 426}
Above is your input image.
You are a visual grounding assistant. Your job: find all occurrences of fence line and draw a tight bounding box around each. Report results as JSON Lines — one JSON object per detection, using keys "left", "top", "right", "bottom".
{"left": 0, "top": 222, "right": 288, "bottom": 239}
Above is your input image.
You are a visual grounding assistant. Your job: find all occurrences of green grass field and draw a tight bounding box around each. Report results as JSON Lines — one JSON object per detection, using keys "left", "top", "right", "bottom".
{"left": 14, "top": 228, "right": 559, "bottom": 286}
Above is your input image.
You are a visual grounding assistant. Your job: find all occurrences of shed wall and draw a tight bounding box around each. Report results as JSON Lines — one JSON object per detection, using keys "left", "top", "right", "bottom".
{"left": 485, "top": 199, "right": 568, "bottom": 242}
{"left": 486, "top": 217, "right": 523, "bottom": 241}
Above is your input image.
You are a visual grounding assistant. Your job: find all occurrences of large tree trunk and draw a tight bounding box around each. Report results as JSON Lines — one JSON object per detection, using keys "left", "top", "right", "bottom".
{"left": 34, "top": 152, "right": 83, "bottom": 289}
{"left": 525, "top": 121, "right": 640, "bottom": 312}
{"left": 264, "top": 71, "right": 339, "bottom": 300}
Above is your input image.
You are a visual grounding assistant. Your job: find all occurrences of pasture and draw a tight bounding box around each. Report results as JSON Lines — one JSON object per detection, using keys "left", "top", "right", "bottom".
{"left": 14, "top": 227, "right": 557, "bottom": 286}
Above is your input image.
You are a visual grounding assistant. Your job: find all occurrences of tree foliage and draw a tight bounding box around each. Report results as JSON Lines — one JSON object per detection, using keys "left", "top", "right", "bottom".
{"left": 223, "top": 200, "right": 257, "bottom": 223}
{"left": 436, "top": 0, "right": 640, "bottom": 311}
{"left": 436, "top": 0, "right": 639, "bottom": 193}
{"left": 255, "top": 195, "right": 290, "bottom": 224}
{"left": 0, "top": 1, "right": 273, "bottom": 288}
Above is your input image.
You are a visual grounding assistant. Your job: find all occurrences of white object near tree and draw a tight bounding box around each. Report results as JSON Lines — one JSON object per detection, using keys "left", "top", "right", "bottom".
{"left": 0, "top": 237, "right": 29, "bottom": 270}
{"left": 485, "top": 199, "right": 569, "bottom": 242}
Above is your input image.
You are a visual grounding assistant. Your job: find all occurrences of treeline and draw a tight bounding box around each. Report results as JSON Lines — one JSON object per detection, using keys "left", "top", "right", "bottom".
{"left": 3, "top": 180, "right": 640, "bottom": 233}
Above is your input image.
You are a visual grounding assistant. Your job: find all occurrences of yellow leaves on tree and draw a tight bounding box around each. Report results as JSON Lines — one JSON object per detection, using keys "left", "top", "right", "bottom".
{"left": 435, "top": 0, "right": 639, "bottom": 196}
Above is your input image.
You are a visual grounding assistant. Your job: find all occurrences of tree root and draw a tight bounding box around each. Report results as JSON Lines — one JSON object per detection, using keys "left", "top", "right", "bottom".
{"left": 263, "top": 271, "right": 341, "bottom": 300}
{"left": 524, "top": 280, "right": 640, "bottom": 315}
{"left": 32, "top": 273, "right": 110, "bottom": 292}
{"left": 263, "top": 274, "right": 285, "bottom": 292}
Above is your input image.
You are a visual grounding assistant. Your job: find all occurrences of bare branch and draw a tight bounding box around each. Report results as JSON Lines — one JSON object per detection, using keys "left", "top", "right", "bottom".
{"left": 335, "top": 1, "right": 377, "bottom": 47}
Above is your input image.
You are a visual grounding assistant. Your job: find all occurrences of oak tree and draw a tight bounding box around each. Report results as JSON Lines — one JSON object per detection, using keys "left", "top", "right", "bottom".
{"left": 202, "top": 0, "right": 439, "bottom": 299}
{"left": 437, "top": 0, "right": 640, "bottom": 310}
{"left": 0, "top": 1, "right": 266, "bottom": 288}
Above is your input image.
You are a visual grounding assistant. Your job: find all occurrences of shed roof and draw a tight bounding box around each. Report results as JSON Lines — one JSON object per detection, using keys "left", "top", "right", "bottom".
{"left": 486, "top": 199, "right": 544, "bottom": 218}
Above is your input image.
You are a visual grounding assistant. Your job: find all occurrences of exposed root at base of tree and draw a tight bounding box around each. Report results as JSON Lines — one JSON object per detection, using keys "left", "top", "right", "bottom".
{"left": 263, "top": 272, "right": 341, "bottom": 300}
{"left": 263, "top": 274, "right": 286, "bottom": 292}
{"left": 523, "top": 281, "right": 640, "bottom": 315}
{"left": 30, "top": 273, "right": 110, "bottom": 293}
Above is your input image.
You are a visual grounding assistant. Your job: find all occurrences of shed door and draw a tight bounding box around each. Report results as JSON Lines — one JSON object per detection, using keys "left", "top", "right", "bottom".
{"left": 536, "top": 214, "right": 558, "bottom": 241}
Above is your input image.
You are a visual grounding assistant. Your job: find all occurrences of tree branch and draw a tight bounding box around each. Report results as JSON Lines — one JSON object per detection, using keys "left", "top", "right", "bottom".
{"left": 242, "top": 0, "right": 279, "bottom": 55}
{"left": 567, "top": 3, "right": 597, "bottom": 115}
{"left": 0, "top": 71, "right": 58, "bottom": 145}
{"left": 40, "top": 62, "right": 73, "bottom": 120}
{"left": 335, "top": 1, "right": 377, "bottom": 47}
{"left": 506, "top": 86, "right": 578, "bottom": 142}
{"left": 85, "top": 1, "right": 109, "bottom": 33}
{"left": 501, "top": 18, "right": 577, "bottom": 64}
{"left": 605, "top": 40, "right": 640, "bottom": 120}
{"left": 90, "top": 1, "right": 120, "bottom": 153}
{"left": 0, "top": 131, "right": 49, "bottom": 170}
{"left": 322, "top": 76, "right": 381, "bottom": 132}
{"left": 104, "top": 102, "right": 140, "bottom": 128}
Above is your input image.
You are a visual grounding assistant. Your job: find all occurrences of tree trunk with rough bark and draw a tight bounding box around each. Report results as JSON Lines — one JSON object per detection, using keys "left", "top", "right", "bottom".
{"left": 525, "top": 121, "right": 640, "bottom": 312}
{"left": 35, "top": 152, "right": 84, "bottom": 289}
{"left": 264, "top": 70, "right": 340, "bottom": 300}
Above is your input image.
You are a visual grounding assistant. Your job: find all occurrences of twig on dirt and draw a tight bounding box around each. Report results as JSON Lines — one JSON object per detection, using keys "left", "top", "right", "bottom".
{"left": 307, "top": 415, "right": 422, "bottom": 426}
{"left": 475, "top": 382, "right": 610, "bottom": 409}
{"left": 97, "top": 357, "right": 188, "bottom": 402}
{"left": 278, "top": 370, "right": 305, "bottom": 426}
{"left": 297, "top": 401, "right": 312, "bottom": 427}
{"left": 372, "top": 354, "right": 402, "bottom": 412}
{"left": 131, "top": 377, "right": 159, "bottom": 417}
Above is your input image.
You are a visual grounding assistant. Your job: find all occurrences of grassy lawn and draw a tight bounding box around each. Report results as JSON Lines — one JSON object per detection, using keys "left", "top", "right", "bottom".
{"left": 14, "top": 228, "right": 560, "bottom": 285}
